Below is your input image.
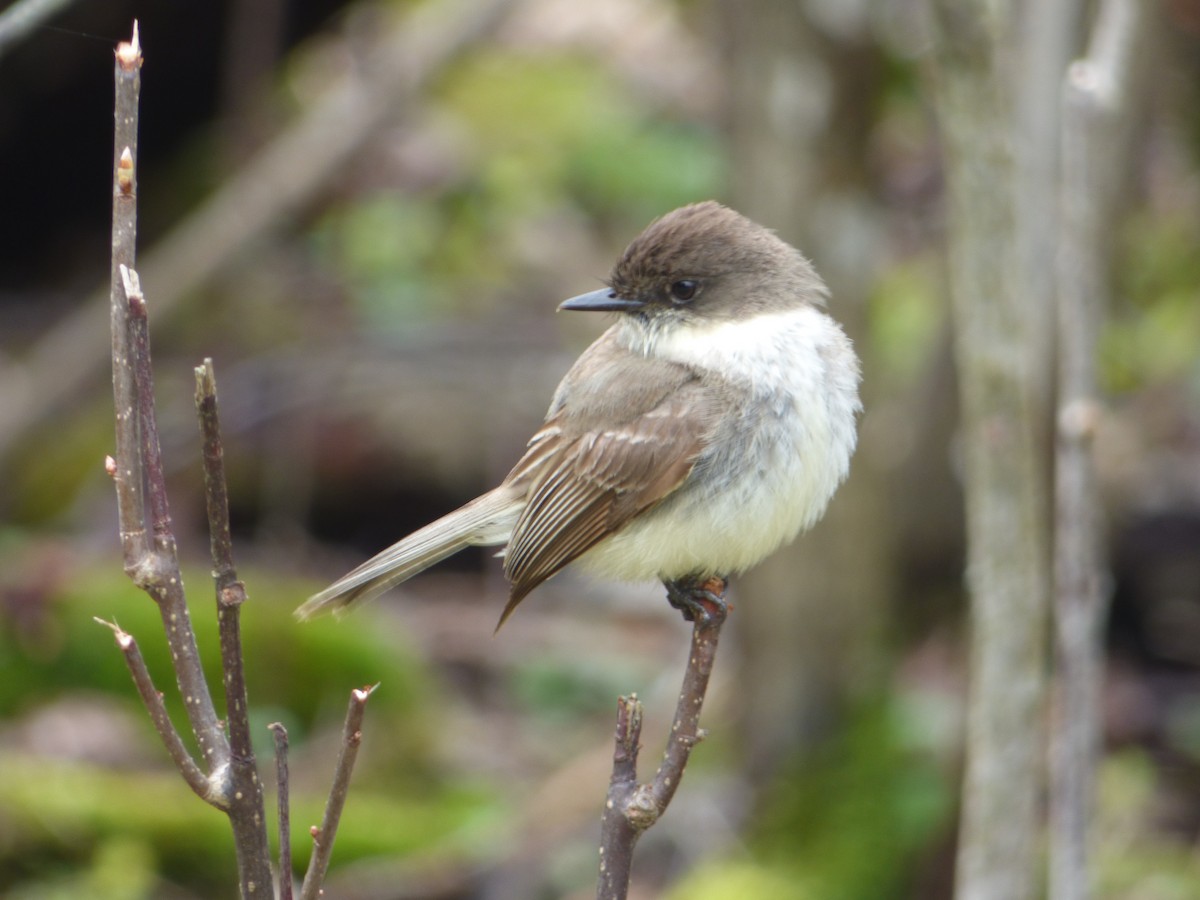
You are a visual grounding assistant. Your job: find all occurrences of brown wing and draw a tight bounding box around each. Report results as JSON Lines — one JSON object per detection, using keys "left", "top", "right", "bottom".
{"left": 497, "top": 383, "right": 717, "bottom": 626}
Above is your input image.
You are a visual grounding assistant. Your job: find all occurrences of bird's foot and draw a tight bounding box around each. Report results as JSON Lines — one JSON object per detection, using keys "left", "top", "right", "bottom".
{"left": 664, "top": 575, "right": 729, "bottom": 626}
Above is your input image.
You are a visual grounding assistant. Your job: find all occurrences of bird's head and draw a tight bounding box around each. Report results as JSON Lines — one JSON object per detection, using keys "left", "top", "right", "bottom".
{"left": 559, "top": 201, "right": 828, "bottom": 332}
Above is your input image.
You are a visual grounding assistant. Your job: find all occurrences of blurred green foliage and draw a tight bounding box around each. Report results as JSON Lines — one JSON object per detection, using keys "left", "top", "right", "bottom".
{"left": 0, "top": 752, "right": 498, "bottom": 897}
{"left": 1095, "top": 751, "right": 1200, "bottom": 899}
{"left": 509, "top": 653, "right": 654, "bottom": 726}
{"left": 6, "top": 408, "right": 112, "bottom": 526}
{"left": 670, "top": 726, "right": 1200, "bottom": 900}
{"left": 868, "top": 257, "right": 944, "bottom": 390}
{"left": 0, "top": 560, "right": 501, "bottom": 896}
{"left": 1104, "top": 212, "right": 1200, "bottom": 393}
{"left": 313, "top": 51, "right": 723, "bottom": 332}
{"left": 313, "top": 193, "right": 452, "bottom": 329}
{"left": 3, "top": 835, "right": 158, "bottom": 900}
{"left": 751, "top": 698, "right": 950, "bottom": 900}
{"left": 668, "top": 860, "right": 816, "bottom": 900}
{"left": 3, "top": 565, "right": 431, "bottom": 748}
{"left": 668, "top": 697, "right": 951, "bottom": 900}
{"left": 438, "top": 53, "right": 723, "bottom": 222}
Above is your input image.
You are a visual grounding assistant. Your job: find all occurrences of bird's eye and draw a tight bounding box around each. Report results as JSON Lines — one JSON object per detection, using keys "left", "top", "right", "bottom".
{"left": 668, "top": 280, "right": 699, "bottom": 303}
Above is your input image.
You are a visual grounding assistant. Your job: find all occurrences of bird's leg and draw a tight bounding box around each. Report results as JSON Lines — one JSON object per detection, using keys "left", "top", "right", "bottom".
{"left": 663, "top": 575, "right": 729, "bottom": 625}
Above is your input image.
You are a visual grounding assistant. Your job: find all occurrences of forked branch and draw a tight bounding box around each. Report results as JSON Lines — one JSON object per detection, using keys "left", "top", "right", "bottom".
{"left": 103, "top": 23, "right": 372, "bottom": 899}
{"left": 108, "top": 26, "right": 230, "bottom": 797}
{"left": 597, "top": 581, "right": 728, "bottom": 899}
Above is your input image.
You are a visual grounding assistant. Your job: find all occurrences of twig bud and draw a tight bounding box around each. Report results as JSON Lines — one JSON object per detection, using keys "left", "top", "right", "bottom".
{"left": 117, "top": 147, "right": 134, "bottom": 194}
{"left": 115, "top": 22, "right": 143, "bottom": 70}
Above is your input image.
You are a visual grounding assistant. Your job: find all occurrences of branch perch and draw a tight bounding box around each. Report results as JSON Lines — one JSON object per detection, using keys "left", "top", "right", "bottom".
{"left": 597, "top": 582, "right": 728, "bottom": 900}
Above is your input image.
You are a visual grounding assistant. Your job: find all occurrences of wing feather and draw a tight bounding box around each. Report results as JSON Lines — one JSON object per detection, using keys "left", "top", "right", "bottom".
{"left": 497, "top": 381, "right": 720, "bottom": 625}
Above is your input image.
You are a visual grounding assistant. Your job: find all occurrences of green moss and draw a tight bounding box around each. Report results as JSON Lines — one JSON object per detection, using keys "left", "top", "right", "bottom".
{"left": 0, "top": 754, "right": 500, "bottom": 897}
{"left": 1, "top": 562, "right": 446, "bottom": 786}
{"left": 0, "top": 559, "right": 504, "bottom": 896}
{"left": 1094, "top": 751, "right": 1200, "bottom": 899}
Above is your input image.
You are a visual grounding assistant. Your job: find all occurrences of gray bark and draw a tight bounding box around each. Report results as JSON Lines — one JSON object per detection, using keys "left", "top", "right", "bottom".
{"left": 926, "top": 2, "right": 1054, "bottom": 898}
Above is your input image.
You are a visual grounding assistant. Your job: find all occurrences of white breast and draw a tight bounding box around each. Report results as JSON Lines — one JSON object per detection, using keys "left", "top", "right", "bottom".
{"left": 577, "top": 305, "right": 861, "bottom": 582}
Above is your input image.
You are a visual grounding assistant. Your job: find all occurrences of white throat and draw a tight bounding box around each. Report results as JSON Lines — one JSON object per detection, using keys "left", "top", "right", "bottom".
{"left": 618, "top": 305, "right": 838, "bottom": 384}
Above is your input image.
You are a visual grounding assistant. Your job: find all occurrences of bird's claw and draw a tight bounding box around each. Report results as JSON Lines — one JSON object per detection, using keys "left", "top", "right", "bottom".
{"left": 664, "top": 576, "right": 729, "bottom": 626}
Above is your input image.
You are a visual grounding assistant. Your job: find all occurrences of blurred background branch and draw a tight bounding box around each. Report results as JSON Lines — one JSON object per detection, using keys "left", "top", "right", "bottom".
{"left": 1052, "top": 2, "right": 1157, "bottom": 898}
{"left": 0, "top": 0, "right": 76, "bottom": 60}
{"left": 0, "top": 0, "right": 516, "bottom": 462}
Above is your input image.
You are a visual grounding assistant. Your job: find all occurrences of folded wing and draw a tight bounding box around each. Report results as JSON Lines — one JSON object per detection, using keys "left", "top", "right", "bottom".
{"left": 498, "top": 381, "right": 719, "bottom": 626}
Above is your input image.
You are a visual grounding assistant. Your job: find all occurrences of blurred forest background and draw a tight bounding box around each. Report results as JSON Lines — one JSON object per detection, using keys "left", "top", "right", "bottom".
{"left": 1, "top": 0, "right": 1199, "bottom": 897}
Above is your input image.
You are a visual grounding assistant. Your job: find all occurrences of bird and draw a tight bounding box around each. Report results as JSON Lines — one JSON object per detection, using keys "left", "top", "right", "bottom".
{"left": 297, "top": 201, "right": 861, "bottom": 628}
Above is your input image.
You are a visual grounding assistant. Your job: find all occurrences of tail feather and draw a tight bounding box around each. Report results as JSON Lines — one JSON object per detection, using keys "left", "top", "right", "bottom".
{"left": 296, "top": 488, "right": 523, "bottom": 620}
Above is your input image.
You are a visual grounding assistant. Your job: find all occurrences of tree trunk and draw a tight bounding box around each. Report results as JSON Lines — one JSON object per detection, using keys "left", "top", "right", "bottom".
{"left": 926, "top": 3, "right": 1054, "bottom": 898}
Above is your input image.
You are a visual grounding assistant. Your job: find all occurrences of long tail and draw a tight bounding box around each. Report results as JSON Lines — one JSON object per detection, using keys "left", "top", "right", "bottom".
{"left": 296, "top": 487, "right": 523, "bottom": 620}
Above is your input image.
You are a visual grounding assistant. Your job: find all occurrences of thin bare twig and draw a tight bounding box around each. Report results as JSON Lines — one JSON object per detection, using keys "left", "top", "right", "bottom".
{"left": 270, "top": 722, "right": 294, "bottom": 900}
{"left": 106, "top": 22, "right": 374, "bottom": 897}
{"left": 110, "top": 29, "right": 145, "bottom": 567}
{"left": 300, "top": 684, "right": 378, "bottom": 900}
{"left": 128, "top": 269, "right": 172, "bottom": 558}
{"left": 121, "top": 265, "right": 230, "bottom": 777}
{"left": 597, "top": 584, "right": 727, "bottom": 900}
{"left": 195, "top": 357, "right": 272, "bottom": 896}
{"left": 109, "top": 26, "right": 228, "bottom": 790}
{"left": 108, "top": 25, "right": 273, "bottom": 899}
{"left": 94, "top": 616, "right": 215, "bottom": 803}
{"left": 597, "top": 694, "right": 643, "bottom": 898}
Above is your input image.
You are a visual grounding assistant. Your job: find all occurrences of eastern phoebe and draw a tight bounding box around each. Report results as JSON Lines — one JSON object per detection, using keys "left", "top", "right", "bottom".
{"left": 298, "top": 201, "right": 861, "bottom": 627}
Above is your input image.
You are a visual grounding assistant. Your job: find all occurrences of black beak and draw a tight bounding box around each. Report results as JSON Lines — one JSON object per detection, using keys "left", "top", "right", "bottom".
{"left": 558, "top": 288, "right": 647, "bottom": 313}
